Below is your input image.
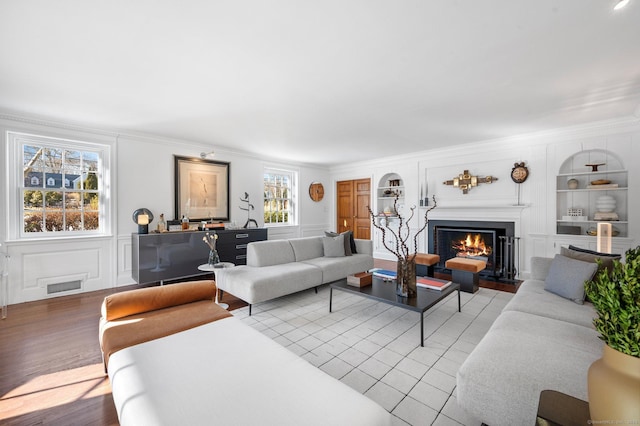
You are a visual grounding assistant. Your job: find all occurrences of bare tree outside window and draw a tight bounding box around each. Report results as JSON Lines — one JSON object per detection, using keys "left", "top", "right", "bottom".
{"left": 22, "top": 144, "right": 101, "bottom": 233}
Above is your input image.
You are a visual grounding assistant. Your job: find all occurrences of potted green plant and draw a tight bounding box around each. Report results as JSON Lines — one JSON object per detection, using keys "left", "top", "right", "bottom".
{"left": 584, "top": 246, "right": 640, "bottom": 422}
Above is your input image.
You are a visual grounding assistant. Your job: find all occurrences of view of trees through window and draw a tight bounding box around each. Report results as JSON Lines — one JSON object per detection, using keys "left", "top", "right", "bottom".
{"left": 23, "top": 145, "right": 100, "bottom": 233}
{"left": 263, "top": 170, "right": 294, "bottom": 225}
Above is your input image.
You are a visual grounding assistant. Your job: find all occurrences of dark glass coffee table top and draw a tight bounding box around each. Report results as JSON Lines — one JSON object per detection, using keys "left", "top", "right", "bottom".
{"left": 329, "top": 276, "right": 461, "bottom": 347}
{"left": 330, "top": 276, "right": 459, "bottom": 313}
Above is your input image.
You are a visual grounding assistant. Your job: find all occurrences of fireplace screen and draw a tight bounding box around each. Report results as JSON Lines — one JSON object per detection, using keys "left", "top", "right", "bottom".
{"left": 428, "top": 220, "right": 517, "bottom": 281}
{"left": 438, "top": 228, "right": 497, "bottom": 273}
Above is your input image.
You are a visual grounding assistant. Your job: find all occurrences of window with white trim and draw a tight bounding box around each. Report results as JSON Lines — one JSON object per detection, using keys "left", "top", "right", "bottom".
{"left": 8, "top": 132, "right": 109, "bottom": 238}
{"left": 263, "top": 168, "right": 297, "bottom": 226}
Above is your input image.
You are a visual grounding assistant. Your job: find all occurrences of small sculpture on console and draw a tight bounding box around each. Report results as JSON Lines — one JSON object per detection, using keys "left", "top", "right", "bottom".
{"left": 240, "top": 192, "right": 258, "bottom": 228}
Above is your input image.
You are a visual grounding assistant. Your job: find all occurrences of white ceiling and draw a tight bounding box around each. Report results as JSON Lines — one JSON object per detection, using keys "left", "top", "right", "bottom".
{"left": 1, "top": 1, "right": 639, "bottom": 165}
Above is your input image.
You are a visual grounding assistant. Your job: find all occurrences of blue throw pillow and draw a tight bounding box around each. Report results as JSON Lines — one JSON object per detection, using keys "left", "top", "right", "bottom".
{"left": 544, "top": 254, "right": 598, "bottom": 304}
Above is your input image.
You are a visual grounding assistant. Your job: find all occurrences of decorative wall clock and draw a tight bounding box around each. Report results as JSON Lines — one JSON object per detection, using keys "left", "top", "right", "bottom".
{"left": 309, "top": 182, "right": 324, "bottom": 202}
{"left": 510, "top": 162, "right": 529, "bottom": 184}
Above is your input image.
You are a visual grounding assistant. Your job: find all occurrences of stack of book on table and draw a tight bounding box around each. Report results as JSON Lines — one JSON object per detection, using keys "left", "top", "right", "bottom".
{"left": 370, "top": 268, "right": 397, "bottom": 280}
{"left": 417, "top": 277, "right": 453, "bottom": 291}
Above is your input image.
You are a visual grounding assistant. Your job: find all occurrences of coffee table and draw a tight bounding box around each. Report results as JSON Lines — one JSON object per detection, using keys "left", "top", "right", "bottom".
{"left": 329, "top": 277, "right": 460, "bottom": 347}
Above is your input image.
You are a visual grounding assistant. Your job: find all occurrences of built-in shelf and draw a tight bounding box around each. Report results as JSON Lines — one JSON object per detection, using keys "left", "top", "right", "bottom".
{"left": 556, "top": 150, "right": 627, "bottom": 238}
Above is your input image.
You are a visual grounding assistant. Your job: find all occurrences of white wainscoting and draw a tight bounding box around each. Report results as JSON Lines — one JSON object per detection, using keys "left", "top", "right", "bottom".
{"left": 117, "top": 234, "right": 136, "bottom": 287}
{"left": 6, "top": 237, "right": 114, "bottom": 304}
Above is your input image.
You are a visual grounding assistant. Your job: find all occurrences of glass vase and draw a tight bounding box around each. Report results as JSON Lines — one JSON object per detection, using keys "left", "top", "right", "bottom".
{"left": 208, "top": 249, "right": 220, "bottom": 266}
{"left": 396, "top": 257, "right": 417, "bottom": 298}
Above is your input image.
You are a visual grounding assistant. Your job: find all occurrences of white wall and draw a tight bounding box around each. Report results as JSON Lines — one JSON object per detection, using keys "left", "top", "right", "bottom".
{"left": 330, "top": 118, "right": 640, "bottom": 277}
{"left": 1, "top": 114, "right": 332, "bottom": 304}
{"left": 2, "top": 112, "right": 638, "bottom": 304}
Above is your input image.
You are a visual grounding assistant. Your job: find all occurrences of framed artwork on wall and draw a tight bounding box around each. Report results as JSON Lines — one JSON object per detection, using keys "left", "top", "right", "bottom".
{"left": 174, "top": 155, "right": 230, "bottom": 222}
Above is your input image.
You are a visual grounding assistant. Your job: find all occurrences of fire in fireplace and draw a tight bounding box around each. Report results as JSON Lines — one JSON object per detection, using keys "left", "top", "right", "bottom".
{"left": 452, "top": 233, "right": 492, "bottom": 259}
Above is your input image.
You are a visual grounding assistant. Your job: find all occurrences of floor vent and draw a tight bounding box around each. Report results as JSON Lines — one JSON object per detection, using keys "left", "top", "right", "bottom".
{"left": 47, "top": 280, "right": 82, "bottom": 294}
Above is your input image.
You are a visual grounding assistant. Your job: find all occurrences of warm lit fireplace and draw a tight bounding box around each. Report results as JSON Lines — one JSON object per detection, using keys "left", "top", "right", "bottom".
{"left": 452, "top": 233, "right": 492, "bottom": 259}
{"left": 428, "top": 220, "right": 517, "bottom": 281}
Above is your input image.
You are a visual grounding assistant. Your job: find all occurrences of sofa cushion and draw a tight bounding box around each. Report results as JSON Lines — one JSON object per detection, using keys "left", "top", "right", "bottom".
{"left": 545, "top": 254, "right": 597, "bottom": 304}
{"left": 289, "top": 236, "right": 324, "bottom": 261}
{"left": 101, "top": 280, "right": 217, "bottom": 321}
{"left": 215, "top": 263, "right": 323, "bottom": 304}
{"left": 503, "top": 279, "right": 597, "bottom": 329}
{"left": 100, "top": 299, "right": 230, "bottom": 368}
{"left": 456, "top": 310, "right": 603, "bottom": 426}
{"left": 561, "top": 245, "right": 621, "bottom": 273}
{"left": 301, "top": 253, "right": 374, "bottom": 283}
{"left": 323, "top": 234, "right": 346, "bottom": 257}
{"left": 530, "top": 256, "right": 553, "bottom": 281}
{"left": 247, "top": 240, "right": 296, "bottom": 267}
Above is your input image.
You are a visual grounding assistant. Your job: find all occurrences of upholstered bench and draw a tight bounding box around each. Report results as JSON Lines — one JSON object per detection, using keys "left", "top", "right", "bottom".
{"left": 415, "top": 253, "right": 440, "bottom": 277}
{"left": 99, "top": 280, "right": 231, "bottom": 370}
{"left": 445, "top": 257, "right": 486, "bottom": 293}
{"left": 102, "top": 281, "right": 392, "bottom": 425}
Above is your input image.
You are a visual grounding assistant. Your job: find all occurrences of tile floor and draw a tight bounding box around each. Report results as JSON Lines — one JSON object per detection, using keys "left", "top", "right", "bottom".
{"left": 233, "top": 284, "right": 514, "bottom": 426}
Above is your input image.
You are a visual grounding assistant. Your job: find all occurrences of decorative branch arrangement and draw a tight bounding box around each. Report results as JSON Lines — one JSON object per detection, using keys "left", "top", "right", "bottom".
{"left": 202, "top": 231, "right": 220, "bottom": 265}
{"left": 202, "top": 231, "right": 219, "bottom": 251}
{"left": 367, "top": 195, "right": 437, "bottom": 261}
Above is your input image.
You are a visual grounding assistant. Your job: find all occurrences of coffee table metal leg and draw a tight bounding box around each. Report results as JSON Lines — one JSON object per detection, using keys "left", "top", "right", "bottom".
{"left": 329, "top": 287, "right": 333, "bottom": 312}
{"left": 457, "top": 289, "right": 461, "bottom": 312}
{"left": 420, "top": 312, "right": 424, "bottom": 347}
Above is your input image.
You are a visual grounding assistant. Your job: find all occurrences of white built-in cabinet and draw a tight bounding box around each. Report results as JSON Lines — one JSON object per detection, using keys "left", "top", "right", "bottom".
{"left": 556, "top": 149, "right": 628, "bottom": 238}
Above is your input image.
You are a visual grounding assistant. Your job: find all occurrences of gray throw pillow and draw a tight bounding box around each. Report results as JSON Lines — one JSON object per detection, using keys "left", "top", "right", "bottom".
{"left": 323, "top": 234, "right": 346, "bottom": 257}
{"left": 324, "top": 231, "right": 352, "bottom": 256}
{"left": 561, "top": 245, "right": 621, "bottom": 274}
{"left": 544, "top": 254, "right": 598, "bottom": 304}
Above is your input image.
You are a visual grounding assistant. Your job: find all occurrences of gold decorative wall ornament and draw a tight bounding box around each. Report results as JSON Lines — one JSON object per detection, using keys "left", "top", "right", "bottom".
{"left": 443, "top": 170, "right": 498, "bottom": 194}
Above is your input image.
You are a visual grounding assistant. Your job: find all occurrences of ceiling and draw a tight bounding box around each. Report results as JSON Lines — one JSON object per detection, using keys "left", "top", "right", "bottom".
{"left": 1, "top": 1, "right": 639, "bottom": 166}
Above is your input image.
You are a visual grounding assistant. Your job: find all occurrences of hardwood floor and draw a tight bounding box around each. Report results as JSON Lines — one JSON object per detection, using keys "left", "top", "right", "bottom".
{"left": 0, "top": 264, "right": 513, "bottom": 425}
{"left": 0, "top": 286, "right": 120, "bottom": 425}
{"left": 0, "top": 281, "right": 246, "bottom": 426}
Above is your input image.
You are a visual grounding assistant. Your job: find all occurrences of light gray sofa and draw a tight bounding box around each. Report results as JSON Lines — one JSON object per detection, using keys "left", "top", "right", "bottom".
{"left": 216, "top": 236, "right": 373, "bottom": 314}
{"left": 456, "top": 256, "right": 603, "bottom": 426}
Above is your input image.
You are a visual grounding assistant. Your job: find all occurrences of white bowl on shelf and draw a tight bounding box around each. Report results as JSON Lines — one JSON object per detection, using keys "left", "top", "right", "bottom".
{"left": 596, "top": 195, "right": 616, "bottom": 213}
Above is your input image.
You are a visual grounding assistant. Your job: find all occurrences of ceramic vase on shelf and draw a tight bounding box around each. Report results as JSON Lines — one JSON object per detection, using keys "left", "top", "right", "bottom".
{"left": 396, "top": 257, "right": 417, "bottom": 298}
{"left": 587, "top": 344, "right": 640, "bottom": 422}
{"left": 567, "top": 178, "right": 579, "bottom": 189}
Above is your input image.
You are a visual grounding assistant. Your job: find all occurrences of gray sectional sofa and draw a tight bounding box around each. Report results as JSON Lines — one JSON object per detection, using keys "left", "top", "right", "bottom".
{"left": 456, "top": 255, "right": 604, "bottom": 426}
{"left": 216, "top": 235, "right": 373, "bottom": 314}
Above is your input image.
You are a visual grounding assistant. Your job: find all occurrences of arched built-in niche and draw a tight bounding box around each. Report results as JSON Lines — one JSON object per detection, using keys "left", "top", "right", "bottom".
{"left": 556, "top": 149, "right": 627, "bottom": 237}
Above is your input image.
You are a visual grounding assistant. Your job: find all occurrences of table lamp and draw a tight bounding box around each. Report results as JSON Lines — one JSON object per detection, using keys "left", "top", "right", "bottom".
{"left": 132, "top": 208, "right": 154, "bottom": 234}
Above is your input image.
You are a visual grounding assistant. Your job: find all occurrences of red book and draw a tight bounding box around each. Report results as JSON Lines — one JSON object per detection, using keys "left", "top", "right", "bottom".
{"left": 417, "top": 277, "right": 453, "bottom": 291}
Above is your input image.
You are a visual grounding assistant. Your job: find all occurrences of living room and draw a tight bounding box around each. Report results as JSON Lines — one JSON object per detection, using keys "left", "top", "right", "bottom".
{"left": 1, "top": 1, "right": 639, "bottom": 425}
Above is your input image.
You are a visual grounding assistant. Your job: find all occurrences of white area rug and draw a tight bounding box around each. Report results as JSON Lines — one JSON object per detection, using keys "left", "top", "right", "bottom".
{"left": 233, "top": 284, "right": 513, "bottom": 426}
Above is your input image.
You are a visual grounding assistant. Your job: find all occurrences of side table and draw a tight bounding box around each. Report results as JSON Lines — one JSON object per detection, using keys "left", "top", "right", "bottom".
{"left": 536, "top": 390, "right": 590, "bottom": 426}
{"left": 197, "top": 262, "right": 235, "bottom": 309}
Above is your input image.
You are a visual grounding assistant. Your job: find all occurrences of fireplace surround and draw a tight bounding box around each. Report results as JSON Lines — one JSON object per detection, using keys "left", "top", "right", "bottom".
{"left": 428, "top": 219, "right": 517, "bottom": 281}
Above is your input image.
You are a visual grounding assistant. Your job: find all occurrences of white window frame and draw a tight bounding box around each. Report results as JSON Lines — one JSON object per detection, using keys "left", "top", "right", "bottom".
{"left": 263, "top": 167, "right": 297, "bottom": 227}
{"left": 6, "top": 131, "right": 111, "bottom": 240}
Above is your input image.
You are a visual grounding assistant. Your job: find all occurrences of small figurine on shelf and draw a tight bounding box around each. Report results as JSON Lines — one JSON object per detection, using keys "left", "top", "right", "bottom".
{"left": 157, "top": 214, "right": 166, "bottom": 232}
